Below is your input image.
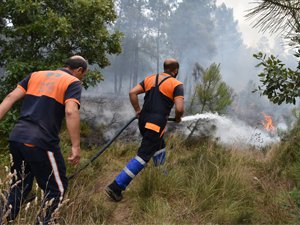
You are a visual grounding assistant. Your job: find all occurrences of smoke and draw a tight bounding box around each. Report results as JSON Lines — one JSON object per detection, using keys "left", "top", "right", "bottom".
{"left": 80, "top": 1, "right": 297, "bottom": 148}
{"left": 80, "top": 95, "right": 139, "bottom": 145}
{"left": 80, "top": 93, "right": 282, "bottom": 149}
{"left": 180, "top": 113, "right": 280, "bottom": 148}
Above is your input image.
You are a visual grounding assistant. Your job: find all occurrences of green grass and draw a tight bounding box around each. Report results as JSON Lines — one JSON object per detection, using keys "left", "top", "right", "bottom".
{"left": 2, "top": 125, "right": 300, "bottom": 224}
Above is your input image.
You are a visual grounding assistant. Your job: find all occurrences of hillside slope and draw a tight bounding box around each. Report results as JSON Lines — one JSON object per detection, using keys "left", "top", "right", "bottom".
{"left": 1, "top": 127, "right": 300, "bottom": 224}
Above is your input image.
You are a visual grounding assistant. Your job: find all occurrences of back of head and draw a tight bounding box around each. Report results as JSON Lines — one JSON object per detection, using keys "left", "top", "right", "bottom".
{"left": 64, "top": 55, "right": 88, "bottom": 72}
{"left": 163, "top": 58, "right": 179, "bottom": 73}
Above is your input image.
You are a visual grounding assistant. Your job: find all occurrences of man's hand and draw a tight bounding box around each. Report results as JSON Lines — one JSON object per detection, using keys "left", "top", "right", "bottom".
{"left": 68, "top": 146, "right": 80, "bottom": 165}
{"left": 136, "top": 109, "right": 141, "bottom": 118}
{"left": 175, "top": 117, "right": 182, "bottom": 123}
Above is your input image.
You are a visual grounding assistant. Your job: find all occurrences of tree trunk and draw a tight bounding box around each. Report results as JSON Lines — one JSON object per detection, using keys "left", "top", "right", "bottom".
{"left": 132, "top": 40, "right": 139, "bottom": 87}
{"left": 114, "top": 70, "right": 118, "bottom": 94}
{"left": 118, "top": 72, "right": 123, "bottom": 94}
{"left": 156, "top": 6, "right": 161, "bottom": 74}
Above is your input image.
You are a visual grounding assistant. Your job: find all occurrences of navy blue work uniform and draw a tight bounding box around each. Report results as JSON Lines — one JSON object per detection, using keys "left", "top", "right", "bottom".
{"left": 5, "top": 68, "right": 81, "bottom": 224}
{"left": 111, "top": 72, "right": 184, "bottom": 193}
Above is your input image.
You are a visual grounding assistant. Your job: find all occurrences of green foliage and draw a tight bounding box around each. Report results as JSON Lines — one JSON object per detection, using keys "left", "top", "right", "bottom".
{"left": 248, "top": 1, "right": 300, "bottom": 105}
{"left": 0, "top": 0, "right": 122, "bottom": 90}
{"left": 247, "top": 0, "right": 300, "bottom": 47}
{"left": 253, "top": 51, "right": 300, "bottom": 105}
{"left": 0, "top": 0, "right": 122, "bottom": 68}
{"left": 0, "top": 0, "right": 122, "bottom": 138}
{"left": 190, "top": 63, "right": 233, "bottom": 114}
{"left": 81, "top": 70, "right": 104, "bottom": 89}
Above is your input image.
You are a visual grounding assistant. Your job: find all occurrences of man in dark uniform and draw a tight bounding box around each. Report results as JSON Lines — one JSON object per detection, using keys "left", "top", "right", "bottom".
{"left": 0, "top": 55, "right": 87, "bottom": 224}
{"left": 106, "top": 58, "right": 184, "bottom": 202}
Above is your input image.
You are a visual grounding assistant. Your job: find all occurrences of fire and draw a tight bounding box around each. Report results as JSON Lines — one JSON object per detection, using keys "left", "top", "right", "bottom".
{"left": 261, "top": 112, "right": 275, "bottom": 132}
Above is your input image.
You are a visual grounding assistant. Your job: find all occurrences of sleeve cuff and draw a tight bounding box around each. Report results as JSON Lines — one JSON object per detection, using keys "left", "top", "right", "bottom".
{"left": 138, "top": 83, "right": 145, "bottom": 91}
{"left": 174, "top": 96, "right": 184, "bottom": 100}
{"left": 65, "top": 98, "right": 81, "bottom": 105}
{"left": 17, "top": 85, "right": 26, "bottom": 93}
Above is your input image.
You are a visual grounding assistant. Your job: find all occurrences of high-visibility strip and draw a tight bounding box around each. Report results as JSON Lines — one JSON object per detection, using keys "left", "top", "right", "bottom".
{"left": 123, "top": 167, "right": 135, "bottom": 178}
{"left": 135, "top": 156, "right": 146, "bottom": 165}
{"left": 47, "top": 151, "right": 64, "bottom": 194}
{"left": 145, "top": 122, "right": 160, "bottom": 133}
{"left": 154, "top": 148, "right": 166, "bottom": 157}
{"left": 160, "top": 128, "right": 166, "bottom": 138}
{"left": 174, "top": 95, "right": 184, "bottom": 100}
{"left": 24, "top": 143, "right": 35, "bottom": 147}
{"left": 65, "top": 98, "right": 80, "bottom": 105}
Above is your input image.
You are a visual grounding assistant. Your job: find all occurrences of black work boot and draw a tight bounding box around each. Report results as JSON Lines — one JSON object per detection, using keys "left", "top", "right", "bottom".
{"left": 105, "top": 181, "right": 123, "bottom": 202}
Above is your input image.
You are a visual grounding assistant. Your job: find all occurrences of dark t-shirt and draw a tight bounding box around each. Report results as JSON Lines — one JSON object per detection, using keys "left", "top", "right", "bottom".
{"left": 138, "top": 73, "right": 184, "bottom": 134}
{"left": 9, "top": 68, "right": 81, "bottom": 150}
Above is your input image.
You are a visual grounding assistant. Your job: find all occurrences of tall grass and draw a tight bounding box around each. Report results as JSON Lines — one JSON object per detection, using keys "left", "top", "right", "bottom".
{"left": 1, "top": 124, "right": 300, "bottom": 224}
{"left": 130, "top": 137, "right": 256, "bottom": 224}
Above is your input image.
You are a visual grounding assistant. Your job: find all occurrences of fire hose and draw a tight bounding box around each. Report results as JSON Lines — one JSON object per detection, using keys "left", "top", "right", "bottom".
{"left": 68, "top": 116, "right": 137, "bottom": 180}
{"left": 68, "top": 116, "right": 176, "bottom": 180}
{"left": 24, "top": 116, "right": 176, "bottom": 203}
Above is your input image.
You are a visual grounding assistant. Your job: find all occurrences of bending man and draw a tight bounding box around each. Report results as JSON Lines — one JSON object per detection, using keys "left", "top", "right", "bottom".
{"left": 0, "top": 56, "right": 87, "bottom": 224}
{"left": 106, "top": 58, "right": 184, "bottom": 201}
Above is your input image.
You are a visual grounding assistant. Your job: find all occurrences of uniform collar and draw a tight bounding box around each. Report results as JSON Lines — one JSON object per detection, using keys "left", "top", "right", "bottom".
{"left": 58, "top": 68, "right": 73, "bottom": 75}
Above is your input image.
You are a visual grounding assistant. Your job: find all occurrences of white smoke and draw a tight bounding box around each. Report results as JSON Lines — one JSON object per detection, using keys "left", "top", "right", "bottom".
{"left": 181, "top": 113, "right": 280, "bottom": 148}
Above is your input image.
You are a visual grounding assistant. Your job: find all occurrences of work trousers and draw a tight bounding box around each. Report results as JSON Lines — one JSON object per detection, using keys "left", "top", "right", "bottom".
{"left": 137, "top": 128, "right": 165, "bottom": 163}
{"left": 5, "top": 141, "right": 68, "bottom": 224}
{"left": 137, "top": 114, "right": 166, "bottom": 163}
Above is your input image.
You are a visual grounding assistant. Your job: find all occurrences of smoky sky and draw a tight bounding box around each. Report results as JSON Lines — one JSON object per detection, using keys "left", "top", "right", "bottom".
{"left": 86, "top": 1, "right": 294, "bottom": 96}
{"left": 84, "top": 0, "right": 297, "bottom": 126}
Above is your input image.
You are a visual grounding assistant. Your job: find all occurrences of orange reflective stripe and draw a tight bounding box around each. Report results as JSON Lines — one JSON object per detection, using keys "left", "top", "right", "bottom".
{"left": 145, "top": 122, "right": 160, "bottom": 133}
{"left": 17, "top": 85, "right": 26, "bottom": 93}
{"left": 174, "top": 95, "right": 184, "bottom": 100}
{"left": 65, "top": 98, "right": 80, "bottom": 105}
{"left": 24, "top": 143, "right": 35, "bottom": 147}
{"left": 160, "top": 128, "right": 166, "bottom": 137}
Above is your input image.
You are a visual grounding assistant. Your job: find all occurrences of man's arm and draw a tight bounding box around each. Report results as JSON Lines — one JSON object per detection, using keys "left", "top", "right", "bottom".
{"left": 174, "top": 97, "right": 184, "bottom": 123}
{"left": 0, "top": 88, "right": 25, "bottom": 120}
{"left": 129, "top": 84, "right": 144, "bottom": 117}
{"left": 65, "top": 101, "right": 81, "bottom": 165}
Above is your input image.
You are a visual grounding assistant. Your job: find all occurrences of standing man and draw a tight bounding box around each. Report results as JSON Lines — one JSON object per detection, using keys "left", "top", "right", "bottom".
{"left": 106, "top": 58, "right": 184, "bottom": 202}
{"left": 0, "top": 55, "right": 87, "bottom": 224}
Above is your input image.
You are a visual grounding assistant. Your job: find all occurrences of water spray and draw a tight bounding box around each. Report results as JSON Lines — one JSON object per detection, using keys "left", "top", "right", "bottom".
{"left": 177, "top": 112, "right": 280, "bottom": 147}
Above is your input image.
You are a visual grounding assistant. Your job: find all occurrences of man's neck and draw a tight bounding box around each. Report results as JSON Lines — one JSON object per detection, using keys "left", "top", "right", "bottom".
{"left": 163, "top": 71, "right": 173, "bottom": 77}
{"left": 59, "top": 67, "right": 73, "bottom": 76}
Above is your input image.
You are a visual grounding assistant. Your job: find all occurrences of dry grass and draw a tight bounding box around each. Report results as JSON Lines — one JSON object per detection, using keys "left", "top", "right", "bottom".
{"left": 1, "top": 130, "right": 300, "bottom": 224}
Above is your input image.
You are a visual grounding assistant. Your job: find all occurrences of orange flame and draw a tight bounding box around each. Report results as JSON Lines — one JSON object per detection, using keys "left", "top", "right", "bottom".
{"left": 261, "top": 112, "right": 275, "bottom": 132}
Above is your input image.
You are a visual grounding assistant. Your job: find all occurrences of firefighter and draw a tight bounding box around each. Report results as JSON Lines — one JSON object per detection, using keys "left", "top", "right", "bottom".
{"left": 0, "top": 56, "right": 87, "bottom": 224}
{"left": 106, "top": 58, "right": 184, "bottom": 202}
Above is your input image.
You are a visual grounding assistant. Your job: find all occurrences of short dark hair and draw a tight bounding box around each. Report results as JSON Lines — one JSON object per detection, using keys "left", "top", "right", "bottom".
{"left": 64, "top": 56, "right": 87, "bottom": 71}
{"left": 163, "top": 61, "right": 179, "bottom": 72}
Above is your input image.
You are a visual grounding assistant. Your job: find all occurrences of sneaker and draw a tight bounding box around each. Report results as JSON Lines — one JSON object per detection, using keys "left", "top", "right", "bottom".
{"left": 105, "top": 186, "right": 123, "bottom": 202}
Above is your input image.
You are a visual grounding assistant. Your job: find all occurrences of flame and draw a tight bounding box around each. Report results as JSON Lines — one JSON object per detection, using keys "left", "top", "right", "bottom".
{"left": 261, "top": 112, "right": 275, "bottom": 132}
